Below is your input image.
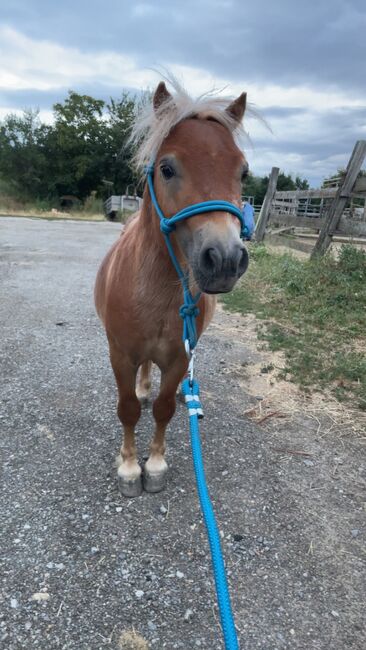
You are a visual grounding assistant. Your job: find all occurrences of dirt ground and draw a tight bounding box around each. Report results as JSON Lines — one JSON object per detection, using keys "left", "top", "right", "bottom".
{"left": 0, "top": 216, "right": 365, "bottom": 649}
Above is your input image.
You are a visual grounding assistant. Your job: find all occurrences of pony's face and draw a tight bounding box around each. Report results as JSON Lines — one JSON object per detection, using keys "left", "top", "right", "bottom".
{"left": 154, "top": 116, "right": 249, "bottom": 294}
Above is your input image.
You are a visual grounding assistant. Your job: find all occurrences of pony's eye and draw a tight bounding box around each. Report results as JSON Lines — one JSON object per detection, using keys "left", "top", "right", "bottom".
{"left": 160, "top": 164, "right": 175, "bottom": 180}
{"left": 241, "top": 165, "right": 249, "bottom": 182}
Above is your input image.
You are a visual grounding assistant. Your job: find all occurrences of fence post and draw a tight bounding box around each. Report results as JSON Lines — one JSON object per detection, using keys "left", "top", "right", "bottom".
{"left": 311, "top": 140, "right": 366, "bottom": 258}
{"left": 255, "top": 167, "right": 279, "bottom": 242}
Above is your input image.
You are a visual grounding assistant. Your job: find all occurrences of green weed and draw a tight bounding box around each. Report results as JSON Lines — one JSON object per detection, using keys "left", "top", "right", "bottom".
{"left": 221, "top": 244, "right": 366, "bottom": 410}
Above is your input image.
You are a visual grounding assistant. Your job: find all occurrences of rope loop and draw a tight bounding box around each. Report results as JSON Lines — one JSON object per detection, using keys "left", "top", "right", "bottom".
{"left": 160, "top": 218, "right": 176, "bottom": 235}
{"left": 179, "top": 304, "right": 200, "bottom": 319}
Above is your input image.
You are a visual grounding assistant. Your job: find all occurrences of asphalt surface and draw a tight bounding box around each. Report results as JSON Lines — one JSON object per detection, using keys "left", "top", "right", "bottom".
{"left": 0, "top": 217, "right": 365, "bottom": 649}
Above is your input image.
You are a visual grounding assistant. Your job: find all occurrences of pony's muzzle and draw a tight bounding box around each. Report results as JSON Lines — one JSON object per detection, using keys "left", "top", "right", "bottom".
{"left": 196, "top": 241, "right": 249, "bottom": 293}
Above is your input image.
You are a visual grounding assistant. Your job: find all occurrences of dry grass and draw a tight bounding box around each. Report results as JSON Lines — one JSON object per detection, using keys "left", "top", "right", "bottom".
{"left": 213, "top": 306, "right": 366, "bottom": 439}
{"left": 0, "top": 208, "right": 105, "bottom": 221}
{"left": 118, "top": 630, "right": 149, "bottom": 650}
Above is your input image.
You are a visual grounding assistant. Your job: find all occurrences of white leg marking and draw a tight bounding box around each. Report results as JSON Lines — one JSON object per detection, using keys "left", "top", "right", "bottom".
{"left": 145, "top": 454, "right": 168, "bottom": 476}
{"left": 116, "top": 455, "right": 141, "bottom": 480}
{"left": 136, "top": 382, "right": 151, "bottom": 400}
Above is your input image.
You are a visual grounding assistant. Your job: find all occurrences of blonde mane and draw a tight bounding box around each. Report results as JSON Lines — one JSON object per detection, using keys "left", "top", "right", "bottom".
{"left": 129, "top": 75, "right": 248, "bottom": 171}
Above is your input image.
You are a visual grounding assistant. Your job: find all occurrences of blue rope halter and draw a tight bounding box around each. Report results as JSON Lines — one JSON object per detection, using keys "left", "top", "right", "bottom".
{"left": 145, "top": 163, "right": 249, "bottom": 351}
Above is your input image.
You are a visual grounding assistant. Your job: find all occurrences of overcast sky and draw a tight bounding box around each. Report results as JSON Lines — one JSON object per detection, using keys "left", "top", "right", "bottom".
{"left": 1, "top": 0, "right": 365, "bottom": 186}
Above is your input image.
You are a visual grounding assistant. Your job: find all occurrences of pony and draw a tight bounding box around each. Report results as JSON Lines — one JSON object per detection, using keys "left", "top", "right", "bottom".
{"left": 95, "top": 79, "right": 250, "bottom": 497}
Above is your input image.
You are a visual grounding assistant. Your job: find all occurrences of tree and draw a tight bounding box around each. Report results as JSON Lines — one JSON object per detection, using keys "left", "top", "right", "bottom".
{"left": 0, "top": 109, "right": 49, "bottom": 197}
{"left": 243, "top": 171, "right": 309, "bottom": 205}
{"left": 47, "top": 91, "right": 109, "bottom": 199}
{"left": 104, "top": 93, "right": 140, "bottom": 196}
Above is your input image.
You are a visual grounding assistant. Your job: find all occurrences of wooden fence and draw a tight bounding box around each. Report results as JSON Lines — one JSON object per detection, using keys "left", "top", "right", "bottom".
{"left": 255, "top": 140, "right": 366, "bottom": 256}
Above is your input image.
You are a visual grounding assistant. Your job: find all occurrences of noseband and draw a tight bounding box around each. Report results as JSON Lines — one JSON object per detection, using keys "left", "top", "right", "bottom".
{"left": 145, "top": 163, "right": 249, "bottom": 352}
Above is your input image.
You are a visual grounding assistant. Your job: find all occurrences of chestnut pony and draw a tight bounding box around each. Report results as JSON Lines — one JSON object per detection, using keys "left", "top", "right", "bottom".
{"left": 95, "top": 80, "right": 249, "bottom": 497}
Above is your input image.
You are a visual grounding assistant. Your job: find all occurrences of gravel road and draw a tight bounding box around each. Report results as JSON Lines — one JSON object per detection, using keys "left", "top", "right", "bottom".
{"left": 1, "top": 217, "right": 365, "bottom": 649}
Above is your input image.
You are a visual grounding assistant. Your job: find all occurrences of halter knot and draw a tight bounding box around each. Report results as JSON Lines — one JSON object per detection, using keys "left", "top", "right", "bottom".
{"left": 160, "top": 219, "right": 176, "bottom": 235}
{"left": 179, "top": 304, "right": 200, "bottom": 319}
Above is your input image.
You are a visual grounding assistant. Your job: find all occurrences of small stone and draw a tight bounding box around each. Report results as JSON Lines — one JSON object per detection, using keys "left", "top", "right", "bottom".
{"left": 25, "top": 622, "right": 32, "bottom": 631}
{"left": 147, "top": 621, "right": 157, "bottom": 631}
{"left": 115, "top": 507, "right": 122, "bottom": 513}
{"left": 159, "top": 505, "right": 167, "bottom": 515}
{"left": 351, "top": 529, "right": 360, "bottom": 538}
{"left": 184, "top": 608, "right": 194, "bottom": 622}
{"left": 10, "top": 599, "right": 18, "bottom": 609}
{"left": 135, "top": 590, "right": 144, "bottom": 599}
{"left": 290, "top": 629, "right": 295, "bottom": 636}
{"left": 91, "top": 547, "right": 100, "bottom": 554}
{"left": 221, "top": 470, "right": 228, "bottom": 476}
{"left": 331, "top": 610, "right": 339, "bottom": 618}
{"left": 31, "top": 592, "right": 50, "bottom": 602}
{"left": 176, "top": 571, "right": 184, "bottom": 579}
{"left": 255, "top": 395, "right": 264, "bottom": 401}
{"left": 303, "top": 459, "right": 314, "bottom": 467}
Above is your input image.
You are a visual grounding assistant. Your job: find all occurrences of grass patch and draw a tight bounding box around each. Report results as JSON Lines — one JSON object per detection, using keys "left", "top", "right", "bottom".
{"left": 221, "top": 244, "right": 366, "bottom": 410}
{"left": 0, "top": 189, "right": 105, "bottom": 221}
{"left": 0, "top": 192, "right": 137, "bottom": 223}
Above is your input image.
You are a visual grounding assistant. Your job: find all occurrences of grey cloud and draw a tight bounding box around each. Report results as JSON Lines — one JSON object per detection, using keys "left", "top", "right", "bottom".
{"left": 1, "top": 0, "right": 365, "bottom": 94}
{"left": 247, "top": 105, "right": 366, "bottom": 184}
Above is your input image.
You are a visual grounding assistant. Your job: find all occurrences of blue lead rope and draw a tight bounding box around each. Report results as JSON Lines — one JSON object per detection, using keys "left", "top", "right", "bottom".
{"left": 182, "top": 378, "right": 239, "bottom": 650}
{"left": 146, "top": 164, "right": 241, "bottom": 649}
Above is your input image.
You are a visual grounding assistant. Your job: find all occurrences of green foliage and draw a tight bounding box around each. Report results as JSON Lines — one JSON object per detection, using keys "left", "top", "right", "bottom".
{"left": 0, "top": 91, "right": 141, "bottom": 204}
{"left": 0, "top": 109, "right": 50, "bottom": 198}
{"left": 221, "top": 244, "right": 366, "bottom": 410}
{"left": 82, "top": 192, "right": 104, "bottom": 215}
{"left": 243, "top": 171, "right": 309, "bottom": 205}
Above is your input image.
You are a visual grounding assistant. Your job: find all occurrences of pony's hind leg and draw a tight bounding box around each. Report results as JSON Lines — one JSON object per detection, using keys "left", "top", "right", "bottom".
{"left": 143, "top": 356, "right": 188, "bottom": 493}
{"left": 136, "top": 360, "right": 152, "bottom": 402}
{"left": 109, "top": 344, "right": 142, "bottom": 497}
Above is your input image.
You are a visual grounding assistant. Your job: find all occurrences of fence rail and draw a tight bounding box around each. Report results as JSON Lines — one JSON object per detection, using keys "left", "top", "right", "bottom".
{"left": 255, "top": 140, "right": 366, "bottom": 255}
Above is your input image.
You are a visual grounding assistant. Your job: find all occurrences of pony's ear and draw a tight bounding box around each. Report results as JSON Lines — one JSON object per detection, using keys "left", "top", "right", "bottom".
{"left": 153, "top": 82, "right": 173, "bottom": 112}
{"left": 226, "top": 92, "right": 247, "bottom": 123}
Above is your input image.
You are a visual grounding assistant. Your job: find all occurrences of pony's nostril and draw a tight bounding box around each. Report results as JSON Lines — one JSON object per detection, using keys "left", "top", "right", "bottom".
{"left": 238, "top": 247, "right": 249, "bottom": 274}
{"left": 201, "top": 247, "right": 223, "bottom": 275}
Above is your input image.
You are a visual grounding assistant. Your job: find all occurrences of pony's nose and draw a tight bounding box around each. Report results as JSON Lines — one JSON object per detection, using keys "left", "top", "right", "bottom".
{"left": 200, "top": 243, "right": 248, "bottom": 278}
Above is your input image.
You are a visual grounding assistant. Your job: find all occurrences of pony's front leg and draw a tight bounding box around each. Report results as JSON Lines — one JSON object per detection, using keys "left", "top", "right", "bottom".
{"left": 109, "top": 344, "right": 142, "bottom": 497}
{"left": 143, "top": 356, "right": 188, "bottom": 493}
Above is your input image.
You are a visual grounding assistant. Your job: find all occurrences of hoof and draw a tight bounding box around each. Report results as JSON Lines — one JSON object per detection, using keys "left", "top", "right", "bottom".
{"left": 118, "top": 475, "right": 143, "bottom": 498}
{"left": 142, "top": 468, "right": 168, "bottom": 493}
